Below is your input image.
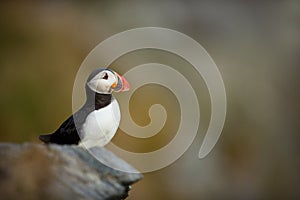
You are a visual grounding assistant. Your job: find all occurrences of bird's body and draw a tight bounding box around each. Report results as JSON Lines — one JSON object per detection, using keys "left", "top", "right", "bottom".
{"left": 80, "top": 96, "right": 120, "bottom": 148}
{"left": 39, "top": 68, "right": 129, "bottom": 148}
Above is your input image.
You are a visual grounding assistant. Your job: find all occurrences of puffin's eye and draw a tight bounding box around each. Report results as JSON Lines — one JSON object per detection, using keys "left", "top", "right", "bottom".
{"left": 102, "top": 72, "right": 108, "bottom": 80}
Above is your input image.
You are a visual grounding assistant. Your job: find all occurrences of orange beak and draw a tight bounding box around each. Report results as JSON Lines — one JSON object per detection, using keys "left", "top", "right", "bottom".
{"left": 112, "top": 73, "right": 130, "bottom": 92}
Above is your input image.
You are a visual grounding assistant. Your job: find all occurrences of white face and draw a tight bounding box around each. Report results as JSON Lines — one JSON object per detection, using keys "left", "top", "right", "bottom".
{"left": 87, "top": 70, "right": 117, "bottom": 94}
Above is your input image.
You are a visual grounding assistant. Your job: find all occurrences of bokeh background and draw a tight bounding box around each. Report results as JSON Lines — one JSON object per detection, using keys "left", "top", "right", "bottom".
{"left": 1, "top": 0, "right": 300, "bottom": 199}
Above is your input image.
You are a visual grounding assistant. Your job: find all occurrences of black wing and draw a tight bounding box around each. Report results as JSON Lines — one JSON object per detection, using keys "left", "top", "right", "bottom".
{"left": 39, "top": 102, "right": 100, "bottom": 145}
{"left": 39, "top": 115, "right": 80, "bottom": 145}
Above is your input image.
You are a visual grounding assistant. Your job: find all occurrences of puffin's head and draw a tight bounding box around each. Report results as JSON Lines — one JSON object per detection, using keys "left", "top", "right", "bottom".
{"left": 86, "top": 68, "right": 130, "bottom": 94}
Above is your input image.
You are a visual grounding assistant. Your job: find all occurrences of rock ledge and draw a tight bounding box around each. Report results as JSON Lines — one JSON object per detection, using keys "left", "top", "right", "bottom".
{"left": 0, "top": 143, "right": 142, "bottom": 200}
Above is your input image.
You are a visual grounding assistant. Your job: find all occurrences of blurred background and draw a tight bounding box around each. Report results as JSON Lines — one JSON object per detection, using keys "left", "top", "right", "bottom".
{"left": 0, "top": 0, "right": 299, "bottom": 199}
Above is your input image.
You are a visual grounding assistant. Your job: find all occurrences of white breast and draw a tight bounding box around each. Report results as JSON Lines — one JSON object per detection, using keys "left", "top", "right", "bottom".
{"left": 79, "top": 98, "right": 120, "bottom": 148}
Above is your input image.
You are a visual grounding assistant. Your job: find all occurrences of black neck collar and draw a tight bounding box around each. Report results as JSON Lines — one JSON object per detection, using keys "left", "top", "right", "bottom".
{"left": 85, "top": 87, "right": 112, "bottom": 110}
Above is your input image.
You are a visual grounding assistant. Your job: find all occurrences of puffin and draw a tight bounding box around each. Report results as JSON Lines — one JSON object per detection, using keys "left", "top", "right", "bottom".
{"left": 39, "top": 68, "right": 130, "bottom": 148}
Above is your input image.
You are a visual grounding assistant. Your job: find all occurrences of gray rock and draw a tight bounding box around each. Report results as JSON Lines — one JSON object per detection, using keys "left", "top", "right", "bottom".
{"left": 0, "top": 143, "right": 142, "bottom": 200}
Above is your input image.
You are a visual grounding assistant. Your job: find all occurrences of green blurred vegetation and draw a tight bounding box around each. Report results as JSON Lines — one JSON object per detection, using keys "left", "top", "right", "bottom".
{"left": 0, "top": 0, "right": 299, "bottom": 199}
